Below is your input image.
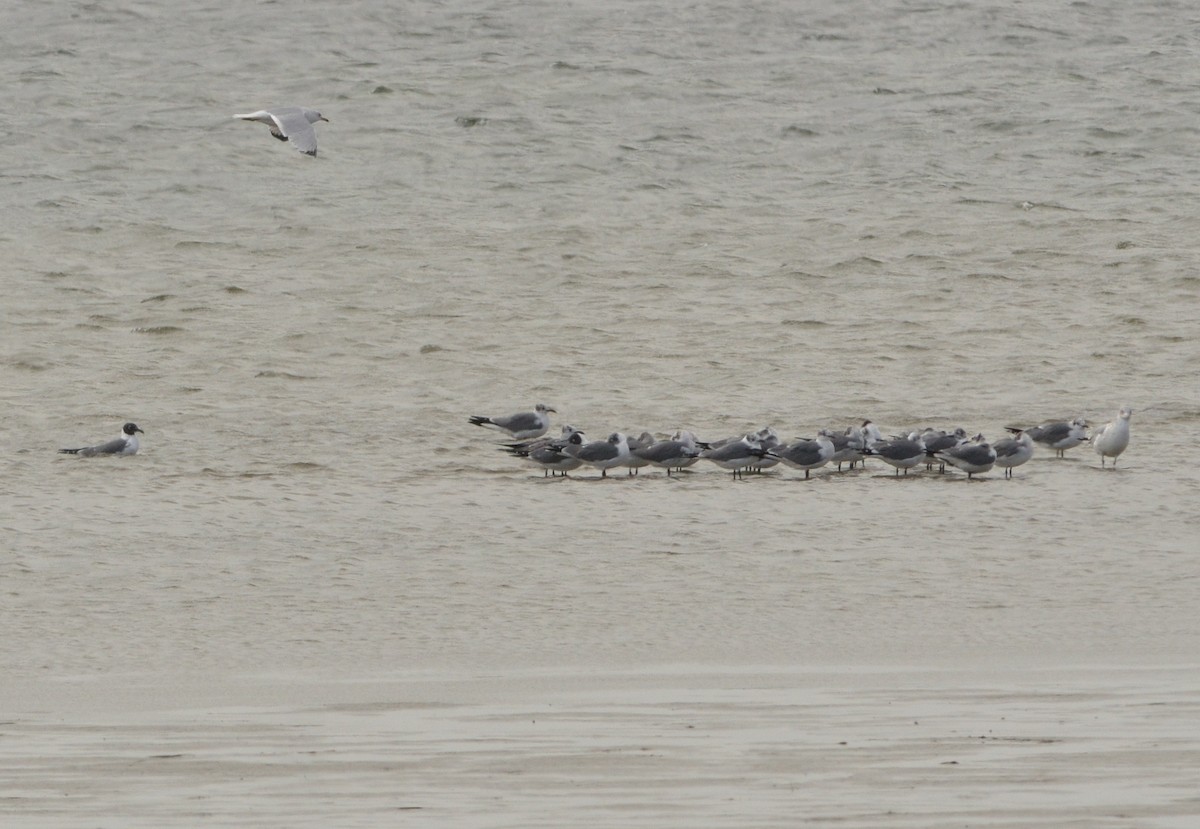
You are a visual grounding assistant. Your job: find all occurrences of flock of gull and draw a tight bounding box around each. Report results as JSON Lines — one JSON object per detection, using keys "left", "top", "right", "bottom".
{"left": 54, "top": 406, "right": 1134, "bottom": 477}
{"left": 469, "top": 404, "right": 1135, "bottom": 480}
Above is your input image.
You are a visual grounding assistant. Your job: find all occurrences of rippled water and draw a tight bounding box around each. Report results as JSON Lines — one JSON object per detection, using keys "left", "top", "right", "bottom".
{"left": 3, "top": 0, "right": 1199, "bottom": 825}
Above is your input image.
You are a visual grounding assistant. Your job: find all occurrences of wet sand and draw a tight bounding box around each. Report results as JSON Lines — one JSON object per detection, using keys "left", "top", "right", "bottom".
{"left": 4, "top": 664, "right": 1199, "bottom": 828}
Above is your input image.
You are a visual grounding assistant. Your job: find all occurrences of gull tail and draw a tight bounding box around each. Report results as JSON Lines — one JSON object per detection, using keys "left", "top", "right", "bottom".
{"left": 468, "top": 416, "right": 493, "bottom": 428}
{"left": 58, "top": 448, "right": 82, "bottom": 454}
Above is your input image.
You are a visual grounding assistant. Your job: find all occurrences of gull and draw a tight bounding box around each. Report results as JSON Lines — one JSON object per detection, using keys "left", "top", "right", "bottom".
{"left": 863, "top": 436, "right": 926, "bottom": 476}
{"left": 632, "top": 431, "right": 703, "bottom": 476}
{"left": 935, "top": 442, "right": 997, "bottom": 478}
{"left": 469, "top": 403, "right": 556, "bottom": 440}
{"left": 749, "top": 427, "right": 783, "bottom": 472}
{"left": 234, "top": 107, "right": 329, "bottom": 156}
{"left": 992, "top": 430, "right": 1034, "bottom": 478}
{"left": 1092, "top": 407, "right": 1133, "bottom": 468}
{"left": 522, "top": 431, "right": 586, "bottom": 477}
{"left": 702, "top": 435, "right": 764, "bottom": 479}
{"left": 504, "top": 427, "right": 585, "bottom": 477}
{"left": 670, "top": 431, "right": 706, "bottom": 472}
{"left": 622, "top": 431, "right": 657, "bottom": 475}
{"left": 1009, "top": 416, "right": 1088, "bottom": 457}
{"left": 768, "top": 435, "right": 835, "bottom": 479}
{"left": 821, "top": 425, "right": 866, "bottom": 471}
{"left": 861, "top": 420, "right": 885, "bottom": 445}
{"left": 501, "top": 424, "right": 579, "bottom": 455}
{"left": 59, "top": 422, "right": 143, "bottom": 456}
{"left": 569, "top": 432, "right": 631, "bottom": 478}
{"left": 920, "top": 427, "right": 968, "bottom": 472}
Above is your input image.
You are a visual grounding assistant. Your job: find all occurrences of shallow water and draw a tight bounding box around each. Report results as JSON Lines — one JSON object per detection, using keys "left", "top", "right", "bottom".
{"left": 3, "top": 0, "right": 1199, "bottom": 825}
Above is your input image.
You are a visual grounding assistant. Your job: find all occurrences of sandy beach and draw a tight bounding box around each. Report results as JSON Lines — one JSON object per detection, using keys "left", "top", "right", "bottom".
{"left": 5, "top": 0, "right": 1200, "bottom": 825}
{"left": 4, "top": 664, "right": 1199, "bottom": 827}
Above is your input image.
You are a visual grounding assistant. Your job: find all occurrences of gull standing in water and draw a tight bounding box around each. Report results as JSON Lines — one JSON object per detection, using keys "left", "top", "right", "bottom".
{"left": 822, "top": 426, "right": 865, "bottom": 471}
{"left": 863, "top": 435, "right": 926, "bottom": 476}
{"left": 524, "top": 431, "right": 586, "bottom": 477}
{"left": 1010, "top": 417, "right": 1088, "bottom": 457}
{"left": 59, "top": 422, "right": 143, "bottom": 456}
{"left": 568, "top": 432, "right": 631, "bottom": 478}
{"left": 992, "top": 430, "right": 1034, "bottom": 478}
{"left": 768, "top": 435, "right": 835, "bottom": 479}
{"left": 861, "top": 420, "right": 885, "bottom": 446}
{"left": 701, "top": 435, "right": 763, "bottom": 479}
{"left": 1092, "top": 407, "right": 1133, "bottom": 468}
{"left": 632, "top": 431, "right": 703, "bottom": 476}
{"left": 622, "top": 432, "right": 657, "bottom": 476}
{"left": 500, "top": 424, "right": 578, "bottom": 455}
{"left": 935, "top": 442, "right": 997, "bottom": 479}
{"left": 748, "top": 427, "right": 784, "bottom": 472}
{"left": 504, "top": 427, "right": 585, "bottom": 477}
{"left": 234, "top": 107, "right": 329, "bottom": 156}
{"left": 469, "top": 403, "right": 556, "bottom": 440}
{"left": 919, "top": 427, "right": 968, "bottom": 472}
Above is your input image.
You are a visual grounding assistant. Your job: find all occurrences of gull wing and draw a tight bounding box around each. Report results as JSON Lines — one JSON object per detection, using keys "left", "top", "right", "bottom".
{"left": 491, "top": 411, "right": 541, "bottom": 433}
{"left": 269, "top": 107, "right": 319, "bottom": 156}
{"left": 74, "top": 437, "right": 129, "bottom": 456}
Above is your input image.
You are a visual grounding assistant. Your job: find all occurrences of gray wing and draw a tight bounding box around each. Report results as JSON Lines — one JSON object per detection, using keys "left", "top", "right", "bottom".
{"left": 1029, "top": 422, "right": 1067, "bottom": 443}
{"left": 781, "top": 441, "right": 821, "bottom": 465}
{"left": 991, "top": 437, "right": 1019, "bottom": 458}
{"left": 636, "top": 441, "right": 685, "bottom": 463}
{"left": 577, "top": 442, "right": 618, "bottom": 463}
{"left": 878, "top": 440, "right": 921, "bottom": 460}
{"left": 707, "top": 442, "right": 752, "bottom": 462}
{"left": 78, "top": 437, "right": 129, "bottom": 456}
{"left": 492, "top": 411, "right": 541, "bottom": 433}
{"left": 922, "top": 434, "right": 959, "bottom": 453}
{"left": 529, "top": 446, "right": 569, "bottom": 464}
{"left": 948, "top": 444, "right": 994, "bottom": 464}
{"left": 270, "top": 108, "right": 319, "bottom": 155}
{"left": 825, "top": 433, "right": 850, "bottom": 451}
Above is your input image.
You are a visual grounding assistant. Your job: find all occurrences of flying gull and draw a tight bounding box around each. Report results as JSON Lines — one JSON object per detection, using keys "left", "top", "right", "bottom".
{"left": 235, "top": 107, "right": 329, "bottom": 156}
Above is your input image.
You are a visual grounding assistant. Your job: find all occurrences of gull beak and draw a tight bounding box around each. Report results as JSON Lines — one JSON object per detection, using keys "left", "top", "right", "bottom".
{"left": 320, "top": 116, "right": 330, "bottom": 122}
{"left": 135, "top": 427, "right": 144, "bottom": 433}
